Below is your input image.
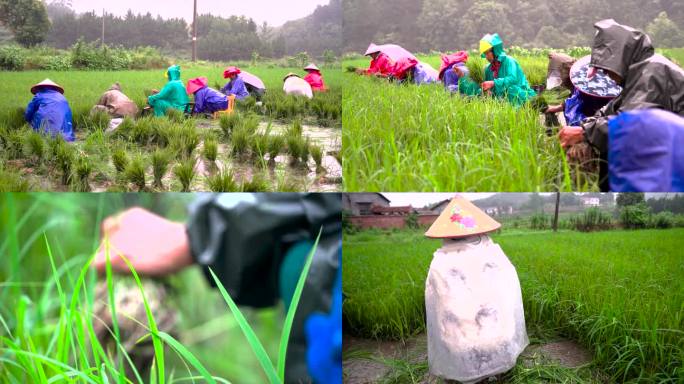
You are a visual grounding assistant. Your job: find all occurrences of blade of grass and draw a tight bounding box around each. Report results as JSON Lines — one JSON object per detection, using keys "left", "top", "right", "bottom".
{"left": 156, "top": 331, "right": 217, "bottom": 384}
{"left": 104, "top": 238, "right": 126, "bottom": 384}
{"left": 276, "top": 229, "right": 322, "bottom": 381}
{"left": 112, "top": 244, "right": 166, "bottom": 384}
{"left": 208, "top": 268, "right": 280, "bottom": 384}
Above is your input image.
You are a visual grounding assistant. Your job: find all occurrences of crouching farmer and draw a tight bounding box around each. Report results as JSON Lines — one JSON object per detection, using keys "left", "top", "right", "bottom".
{"left": 25, "top": 79, "right": 75, "bottom": 142}
{"left": 187, "top": 77, "right": 230, "bottom": 116}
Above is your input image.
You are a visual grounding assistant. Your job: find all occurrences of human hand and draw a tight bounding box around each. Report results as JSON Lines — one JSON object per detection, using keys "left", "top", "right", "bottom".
{"left": 545, "top": 104, "right": 563, "bottom": 114}
{"left": 559, "top": 126, "right": 585, "bottom": 148}
{"left": 93, "top": 207, "right": 193, "bottom": 276}
{"left": 481, "top": 81, "right": 494, "bottom": 91}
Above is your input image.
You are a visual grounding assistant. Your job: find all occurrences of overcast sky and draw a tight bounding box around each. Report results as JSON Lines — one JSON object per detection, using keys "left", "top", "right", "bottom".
{"left": 383, "top": 193, "right": 496, "bottom": 207}
{"left": 68, "top": 0, "right": 330, "bottom": 27}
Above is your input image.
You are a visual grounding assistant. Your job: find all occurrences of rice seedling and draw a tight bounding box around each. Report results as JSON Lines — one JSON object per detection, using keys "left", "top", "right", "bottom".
{"left": 0, "top": 166, "right": 30, "bottom": 191}
{"left": 2, "top": 107, "right": 27, "bottom": 129}
{"left": 288, "top": 118, "right": 303, "bottom": 138}
{"left": 250, "top": 133, "right": 270, "bottom": 162}
{"left": 89, "top": 109, "right": 112, "bottom": 131}
{"left": 241, "top": 113, "right": 261, "bottom": 134}
{"left": 3, "top": 129, "right": 25, "bottom": 160}
{"left": 73, "top": 155, "right": 92, "bottom": 192}
{"left": 124, "top": 154, "right": 147, "bottom": 191}
{"left": 203, "top": 137, "right": 219, "bottom": 163}
{"left": 241, "top": 172, "right": 271, "bottom": 192}
{"left": 23, "top": 130, "right": 46, "bottom": 164}
{"left": 267, "top": 134, "right": 285, "bottom": 166}
{"left": 344, "top": 227, "right": 684, "bottom": 382}
{"left": 219, "top": 111, "right": 241, "bottom": 139}
{"left": 466, "top": 56, "right": 486, "bottom": 84}
{"left": 111, "top": 148, "right": 129, "bottom": 174}
{"left": 310, "top": 144, "right": 324, "bottom": 172}
{"left": 300, "top": 138, "right": 311, "bottom": 166}
{"left": 206, "top": 166, "right": 239, "bottom": 192}
{"left": 151, "top": 148, "right": 171, "bottom": 189}
{"left": 165, "top": 108, "right": 184, "bottom": 123}
{"left": 174, "top": 157, "right": 196, "bottom": 192}
{"left": 231, "top": 127, "right": 252, "bottom": 158}
{"left": 54, "top": 139, "right": 75, "bottom": 185}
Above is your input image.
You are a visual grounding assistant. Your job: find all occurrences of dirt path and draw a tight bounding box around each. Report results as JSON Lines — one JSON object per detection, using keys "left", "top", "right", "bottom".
{"left": 343, "top": 333, "right": 593, "bottom": 384}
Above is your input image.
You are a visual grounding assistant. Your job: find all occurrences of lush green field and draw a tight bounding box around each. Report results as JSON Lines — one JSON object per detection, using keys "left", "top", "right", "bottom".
{"left": 0, "top": 194, "right": 307, "bottom": 383}
{"left": 0, "top": 64, "right": 342, "bottom": 192}
{"left": 343, "top": 228, "right": 684, "bottom": 382}
{"left": 343, "top": 48, "right": 684, "bottom": 192}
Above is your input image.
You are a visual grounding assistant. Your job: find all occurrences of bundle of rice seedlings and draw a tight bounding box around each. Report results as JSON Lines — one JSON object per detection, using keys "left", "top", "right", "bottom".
{"left": 206, "top": 166, "right": 239, "bottom": 192}
{"left": 54, "top": 141, "right": 75, "bottom": 185}
{"left": 241, "top": 173, "right": 270, "bottom": 192}
{"left": 203, "top": 137, "right": 218, "bottom": 163}
{"left": 4, "top": 107, "right": 27, "bottom": 129}
{"left": 0, "top": 166, "right": 30, "bottom": 192}
{"left": 241, "top": 113, "right": 261, "bottom": 134}
{"left": 111, "top": 148, "right": 129, "bottom": 174}
{"left": 174, "top": 157, "right": 196, "bottom": 192}
{"left": 286, "top": 134, "right": 304, "bottom": 166}
{"left": 23, "top": 131, "right": 46, "bottom": 163}
{"left": 231, "top": 127, "right": 251, "bottom": 158}
{"left": 4, "top": 130, "right": 24, "bottom": 159}
{"left": 151, "top": 148, "right": 171, "bottom": 189}
{"left": 74, "top": 156, "right": 92, "bottom": 192}
{"left": 165, "top": 107, "right": 184, "bottom": 123}
{"left": 310, "top": 144, "right": 324, "bottom": 172}
{"left": 250, "top": 134, "right": 269, "bottom": 161}
{"left": 219, "top": 111, "right": 241, "bottom": 138}
{"left": 288, "top": 118, "right": 303, "bottom": 138}
{"left": 267, "top": 134, "right": 285, "bottom": 165}
{"left": 124, "top": 155, "right": 146, "bottom": 191}
{"left": 466, "top": 57, "right": 486, "bottom": 85}
{"left": 89, "top": 110, "right": 111, "bottom": 131}
{"left": 300, "top": 137, "right": 311, "bottom": 165}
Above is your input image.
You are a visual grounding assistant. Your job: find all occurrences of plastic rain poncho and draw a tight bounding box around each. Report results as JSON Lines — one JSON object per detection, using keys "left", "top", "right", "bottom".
{"left": 221, "top": 76, "right": 250, "bottom": 100}
{"left": 24, "top": 89, "right": 75, "bottom": 142}
{"left": 283, "top": 76, "right": 314, "bottom": 99}
{"left": 481, "top": 33, "right": 536, "bottom": 106}
{"left": 148, "top": 65, "right": 189, "bottom": 117}
{"left": 193, "top": 87, "right": 229, "bottom": 114}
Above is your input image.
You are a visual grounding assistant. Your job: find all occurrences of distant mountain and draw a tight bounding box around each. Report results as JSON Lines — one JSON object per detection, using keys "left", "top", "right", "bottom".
{"left": 273, "top": 0, "right": 342, "bottom": 56}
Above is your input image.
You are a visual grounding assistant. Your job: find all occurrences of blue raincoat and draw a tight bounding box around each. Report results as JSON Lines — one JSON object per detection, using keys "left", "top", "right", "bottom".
{"left": 609, "top": 109, "right": 684, "bottom": 191}
{"left": 221, "top": 77, "right": 249, "bottom": 100}
{"left": 24, "top": 89, "right": 75, "bottom": 142}
{"left": 193, "top": 87, "right": 229, "bottom": 114}
{"left": 412, "top": 63, "right": 439, "bottom": 85}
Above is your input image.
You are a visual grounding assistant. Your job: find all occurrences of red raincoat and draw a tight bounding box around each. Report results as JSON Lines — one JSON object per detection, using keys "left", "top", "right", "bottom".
{"left": 390, "top": 57, "right": 418, "bottom": 79}
{"left": 366, "top": 53, "right": 394, "bottom": 76}
{"left": 304, "top": 71, "right": 327, "bottom": 91}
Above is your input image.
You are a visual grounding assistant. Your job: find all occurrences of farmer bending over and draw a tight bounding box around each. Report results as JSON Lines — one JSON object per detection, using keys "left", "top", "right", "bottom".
{"left": 303, "top": 63, "right": 327, "bottom": 92}
{"left": 558, "top": 19, "right": 684, "bottom": 191}
{"left": 186, "top": 77, "right": 230, "bottom": 115}
{"left": 357, "top": 44, "right": 393, "bottom": 77}
{"left": 283, "top": 73, "right": 314, "bottom": 99}
{"left": 91, "top": 82, "right": 139, "bottom": 119}
{"left": 220, "top": 66, "right": 250, "bottom": 100}
{"left": 93, "top": 193, "right": 342, "bottom": 384}
{"left": 24, "top": 79, "right": 75, "bottom": 142}
{"left": 147, "top": 65, "right": 189, "bottom": 117}
{"left": 480, "top": 33, "right": 536, "bottom": 106}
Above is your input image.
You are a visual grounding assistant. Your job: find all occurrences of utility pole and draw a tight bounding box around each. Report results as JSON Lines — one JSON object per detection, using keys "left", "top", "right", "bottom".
{"left": 101, "top": 8, "right": 105, "bottom": 47}
{"left": 192, "top": 0, "right": 197, "bottom": 62}
{"left": 553, "top": 192, "right": 560, "bottom": 232}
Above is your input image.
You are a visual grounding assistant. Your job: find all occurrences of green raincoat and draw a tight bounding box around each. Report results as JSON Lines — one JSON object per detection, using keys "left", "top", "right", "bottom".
{"left": 148, "top": 65, "right": 189, "bottom": 117}
{"left": 481, "top": 33, "right": 536, "bottom": 106}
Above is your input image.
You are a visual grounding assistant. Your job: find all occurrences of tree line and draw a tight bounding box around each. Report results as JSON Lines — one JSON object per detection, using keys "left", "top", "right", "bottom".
{"left": 343, "top": 0, "right": 684, "bottom": 53}
{"left": 0, "top": 0, "right": 342, "bottom": 60}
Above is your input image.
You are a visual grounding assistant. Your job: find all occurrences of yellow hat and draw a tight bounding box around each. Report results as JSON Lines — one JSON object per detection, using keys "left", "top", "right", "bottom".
{"left": 425, "top": 196, "right": 501, "bottom": 239}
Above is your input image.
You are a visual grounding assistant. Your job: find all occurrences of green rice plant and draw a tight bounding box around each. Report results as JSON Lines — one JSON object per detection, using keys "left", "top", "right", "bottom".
{"left": 267, "top": 134, "right": 285, "bottom": 165}
{"left": 288, "top": 118, "right": 303, "bottom": 138}
{"left": 111, "top": 116, "right": 136, "bottom": 138}
{"left": 209, "top": 229, "right": 320, "bottom": 383}
{"left": 241, "top": 173, "right": 271, "bottom": 192}
{"left": 23, "top": 130, "right": 46, "bottom": 164}
{"left": 165, "top": 107, "right": 184, "bottom": 123}
{"left": 73, "top": 155, "right": 92, "bottom": 192}
{"left": 203, "top": 137, "right": 219, "bottom": 163}
{"left": 3, "top": 107, "right": 27, "bottom": 129}
{"left": 124, "top": 155, "right": 147, "bottom": 191}
{"left": 111, "top": 148, "right": 129, "bottom": 174}
{"left": 173, "top": 157, "right": 196, "bottom": 192}
{"left": 0, "top": 166, "right": 30, "bottom": 191}
{"left": 206, "top": 166, "right": 239, "bottom": 192}
{"left": 310, "top": 144, "right": 324, "bottom": 172}
{"left": 151, "top": 148, "right": 171, "bottom": 189}
{"left": 241, "top": 113, "right": 261, "bottom": 134}
{"left": 54, "top": 139, "right": 75, "bottom": 185}
{"left": 170, "top": 122, "right": 200, "bottom": 159}
{"left": 250, "top": 133, "right": 269, "bottom": 162}
{"left": 89, "top": 109, "right": 111, "bottom": 131}
{"left": 219, "top": 111, "right": 241, "bottom": 139}
{"left": 466, "top": 57, "right": 486, "bottom": 84}
{"left": 3, "top": 129, "right": 25, "bottom": 159}
{"left": 231, "top": 127, "right": 252, "bottom": 158}
{"left": 299, "top": 138, "right": 311, "bottom": 166}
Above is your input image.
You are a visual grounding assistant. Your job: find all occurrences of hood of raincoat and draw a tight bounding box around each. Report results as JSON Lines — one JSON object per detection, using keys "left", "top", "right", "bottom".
{"left": 439, "top": 51, "right": 469, "bottom": 80}
{"left": 391, "top": 57, "right": 418, "bottom": 79}
{"left": 480, "top": 33, "right": 504, "bottom": 58}
{"left": 590, "top": 19, "right": 654, "bottom": 79}
{"left": 166, "top": 65, "right": 181, "bottom": 81}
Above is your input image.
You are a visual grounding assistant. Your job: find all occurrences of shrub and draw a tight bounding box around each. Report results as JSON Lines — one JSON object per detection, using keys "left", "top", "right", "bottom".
{"left": 570, "top": 208, "right": 613, "bottom": 232}
{"left": 0, "top": 45, "right": 27, "bottom": 70}
{"left": 530, "top": 213, "right": 549, "bottom": 230}
{"left": 151, "top": 149, "right": 171, "bottom": 189}
{"left": 650, "top": 212, "right": 674, "bottom": 229}
{"left": 207, "top": 167, "right": 239, "bottom": 192}
{"left": 124, "top": 155, "right": 147, "bottom": 191}
{"left": 174, "top": 158, "right": 196, "bottom": 192}
{"left": 620, "top": 203, "right": 650, "bottom": 229}
{"left": 405, "top": 212, "right": 419, "bottom": 229}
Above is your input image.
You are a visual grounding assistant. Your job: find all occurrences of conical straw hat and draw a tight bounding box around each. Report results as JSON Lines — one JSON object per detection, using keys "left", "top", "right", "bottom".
{"left": 31, "top": 78, "right": 64, "bottom": 94}
{"left": 304, "top": 63, "right": 320, "bottom": 71}
{"left": 425, "top": 196, "right": 501, "bottom": 239}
